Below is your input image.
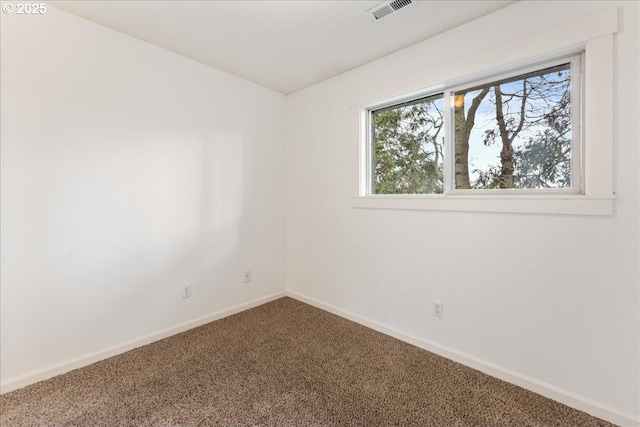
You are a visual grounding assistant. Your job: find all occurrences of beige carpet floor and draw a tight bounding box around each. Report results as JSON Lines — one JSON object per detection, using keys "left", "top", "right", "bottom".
{"left": 0, "top": 297, "right": 615, "bottom": 426}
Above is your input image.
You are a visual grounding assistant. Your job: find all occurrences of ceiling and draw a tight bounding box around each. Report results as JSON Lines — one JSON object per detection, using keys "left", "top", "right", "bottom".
{"left": 52, "top": 0, "right": 515, "bottom": 94}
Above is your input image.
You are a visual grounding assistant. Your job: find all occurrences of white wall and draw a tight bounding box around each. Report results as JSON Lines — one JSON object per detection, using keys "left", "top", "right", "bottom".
{"left": 2, "top": 1, "right": 638, "bottom": 424}
{"left": 286, "top": 1, "right": 639, "bottom": 422}
{"left": 1, "top": 7, "right": 286, "bottom": 386}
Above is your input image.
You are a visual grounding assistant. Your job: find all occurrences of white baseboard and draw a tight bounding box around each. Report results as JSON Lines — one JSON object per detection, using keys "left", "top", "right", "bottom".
{"left": 0, "top": 291, "right": 286, "bottom": 395}
{"left": 287, "top": 291, "right": 640, "bottom": 427}
{"left": 3, "top": 290, "right": 637, "bottom": 426}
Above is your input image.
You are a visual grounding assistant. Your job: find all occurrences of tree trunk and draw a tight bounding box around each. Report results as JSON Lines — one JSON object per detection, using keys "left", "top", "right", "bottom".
{"left": 494, "top": 82, "right": 526, "bottom": 189}
{"left": 454, "top": 96, "right": 471, "bottom": 189}
{"left": 454, "top": 88, "right": 490, "bottom": 189}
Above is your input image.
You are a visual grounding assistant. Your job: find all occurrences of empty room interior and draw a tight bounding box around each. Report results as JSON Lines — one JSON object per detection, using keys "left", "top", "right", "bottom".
{"left": 1, "top": 0, "right": 639, "bottom": 426}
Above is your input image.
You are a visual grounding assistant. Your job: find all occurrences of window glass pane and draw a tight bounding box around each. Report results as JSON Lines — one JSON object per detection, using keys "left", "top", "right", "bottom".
{"left": 453, "top": 63, "right": 572, "bottom": 190}
{"left": 372, "top": 94, "right": 445, "bottom": 194}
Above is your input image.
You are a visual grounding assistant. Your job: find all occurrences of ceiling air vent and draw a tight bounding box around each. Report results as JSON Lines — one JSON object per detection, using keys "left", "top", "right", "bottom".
{"left": 367, "top": 0, "right": 413, "bottom": 21}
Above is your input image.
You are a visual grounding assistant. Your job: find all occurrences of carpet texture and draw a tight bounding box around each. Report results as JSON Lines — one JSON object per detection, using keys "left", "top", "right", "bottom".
{"left": 0, "top": 297, "right": 614, "bottom": 427}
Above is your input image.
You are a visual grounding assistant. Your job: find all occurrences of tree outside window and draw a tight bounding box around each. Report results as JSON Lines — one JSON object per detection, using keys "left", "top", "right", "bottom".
{"left": 371, "top": 60, "right": 577, "bottom": 194}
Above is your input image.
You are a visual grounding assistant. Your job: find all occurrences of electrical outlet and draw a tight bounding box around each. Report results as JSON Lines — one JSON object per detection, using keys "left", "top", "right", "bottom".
{"left": 243, "top": 270, "right": 252, "bottom": 283}
{"left": 181, "top": 285, "right": 192, "bottom": 299}
{"left": 433, "top": 300, "right": 443, "bottom": 318}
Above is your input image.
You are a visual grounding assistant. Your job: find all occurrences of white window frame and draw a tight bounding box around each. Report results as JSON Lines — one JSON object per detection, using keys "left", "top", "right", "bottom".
{"left": 351, "top": 8, "right": 617, "bottom": 216}
{"left": 365, "top": 55, "right": 582, "bottom": 197}
{"left": 445, "top": 55, "right": 583, "bottom": 196}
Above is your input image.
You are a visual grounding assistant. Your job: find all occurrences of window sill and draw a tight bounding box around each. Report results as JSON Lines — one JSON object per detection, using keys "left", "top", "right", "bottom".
{"left": 351, "top": 194, "right": 614, "bottom": 216}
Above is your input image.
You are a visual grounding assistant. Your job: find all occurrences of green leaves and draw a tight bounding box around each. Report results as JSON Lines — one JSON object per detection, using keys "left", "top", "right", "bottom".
{"left": 372, "top": 97, "right": 444, "bottom": 194}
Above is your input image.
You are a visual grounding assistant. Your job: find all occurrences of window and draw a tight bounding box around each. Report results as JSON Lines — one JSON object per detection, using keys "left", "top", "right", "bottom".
{"left": 353, "top": 8, "right": 615, "bottom": 215}
{"left": 371, "top": 94, "right": 445, "bottom": 194}
{"left": 367, "top": 55, "right": 581, "bottom": 196}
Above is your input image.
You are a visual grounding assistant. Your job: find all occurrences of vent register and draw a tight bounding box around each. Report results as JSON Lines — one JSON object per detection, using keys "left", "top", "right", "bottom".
{"left": 367, "top": 0, "right": 413, "bottom": 21}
